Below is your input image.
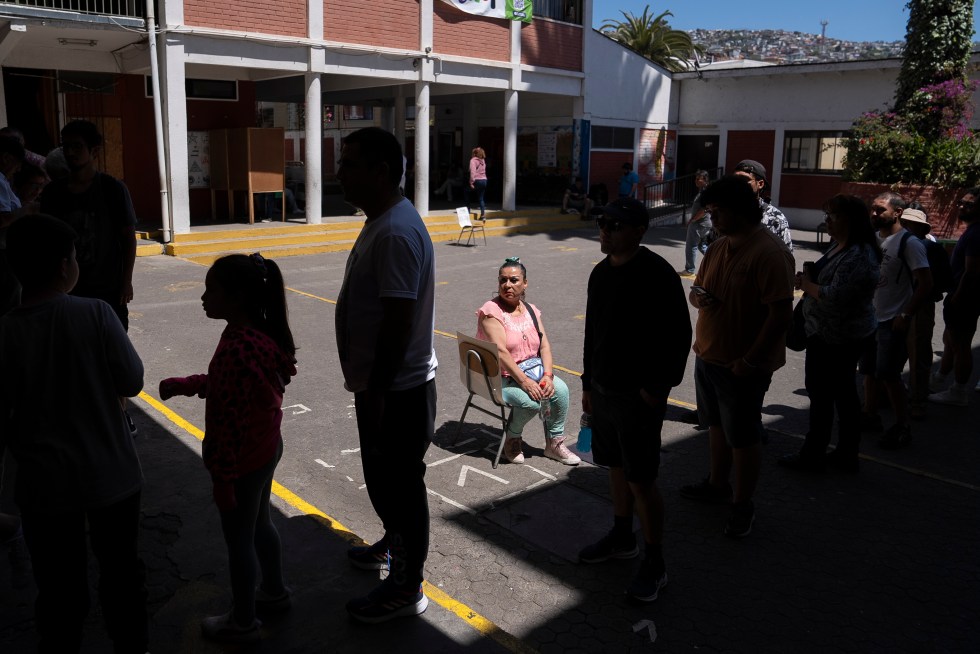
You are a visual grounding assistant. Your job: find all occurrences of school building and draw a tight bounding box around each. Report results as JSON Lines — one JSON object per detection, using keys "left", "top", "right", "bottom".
{"left": 1, "top": 0, "right": 979, "bottom": 237}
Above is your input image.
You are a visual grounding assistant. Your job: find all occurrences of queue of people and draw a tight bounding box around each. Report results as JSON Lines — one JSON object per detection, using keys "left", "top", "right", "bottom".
{"left": 2, "top": 122, "right": 978, "bottom": 652}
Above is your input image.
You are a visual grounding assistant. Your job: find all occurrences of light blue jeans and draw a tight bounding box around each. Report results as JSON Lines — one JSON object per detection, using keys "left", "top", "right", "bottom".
{"left": 684, "top": 217, "right": 713, "bottom": 272}
{"left": 502, "top": 374, "right": 569, "bottom": 440}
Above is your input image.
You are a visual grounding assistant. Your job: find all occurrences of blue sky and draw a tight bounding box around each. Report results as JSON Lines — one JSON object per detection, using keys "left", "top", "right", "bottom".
{"left": 591, "top": 1, "right": 980, "bottom": 43}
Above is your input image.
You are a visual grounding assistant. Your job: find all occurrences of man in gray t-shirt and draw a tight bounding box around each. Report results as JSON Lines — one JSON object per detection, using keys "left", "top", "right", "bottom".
{"left": 335, "top": 128, "right": 437, "bottom": 623}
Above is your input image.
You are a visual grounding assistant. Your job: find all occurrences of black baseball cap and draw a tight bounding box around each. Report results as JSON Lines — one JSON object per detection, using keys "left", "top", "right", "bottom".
{"left": 735, "top": 159, "right": 768, "bottom": 185}
{"left": 600, "top": 197, "right": 649, "bottom": 227}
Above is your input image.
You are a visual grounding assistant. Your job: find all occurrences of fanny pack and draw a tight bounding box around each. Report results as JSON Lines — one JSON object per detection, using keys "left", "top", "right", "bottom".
{"left": 518, "top": 357, "right": 544, "bottom": 382}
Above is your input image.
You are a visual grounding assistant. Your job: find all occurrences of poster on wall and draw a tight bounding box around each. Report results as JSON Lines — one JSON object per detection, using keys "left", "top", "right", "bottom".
{"left": 442, "top": 0, "right": 532, "bottom": 23}
{"left": 538, "top": 132, "right": 557, "bottom": 168}
{"left": 188, "top": 131, "right": 210, "bottom": 189}
{"left": 637, "top": 128, "right": 664, "bottom": 188}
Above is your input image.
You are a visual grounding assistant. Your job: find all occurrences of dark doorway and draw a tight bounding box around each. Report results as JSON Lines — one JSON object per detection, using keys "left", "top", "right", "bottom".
{"left": 676, "top": 134, "right": 720, "bottom": 178}
{"left": 3, "top": 68, "right": 59, "bottom": 155}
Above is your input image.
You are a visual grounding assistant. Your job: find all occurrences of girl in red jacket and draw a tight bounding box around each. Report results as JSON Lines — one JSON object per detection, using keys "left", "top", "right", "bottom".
{"left": 160, "top": 252, "right": 296, "bottom": 643}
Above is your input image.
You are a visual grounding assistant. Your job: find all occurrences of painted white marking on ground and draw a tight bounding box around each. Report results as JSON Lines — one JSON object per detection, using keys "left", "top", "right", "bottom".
{"left": 477, "top": 428, "right": 499, "bottom": 438}
{"left": 341, "top": 448, "right": 360, "bottom": 454}
{"left": 452, "top": 437, "right": 476, "bottom": 448}
{"left": 457, "top": 465, "right": 509, "bottom": 488}
{"left": 633, "top": 620, "right": 658, "bottom": 643}
{"left": 314, "top": 459, "right": 335, "bottom": 468}
{"left": 284, "top": 403, "right": 311, "bottom": 415}
{"left": 524, "top": 465, "right": 556, "bottom": 481}
{"left": 427, "top": 488, "right": 477, "bottom": 515}
{"left": 428, "top": 450, "right": 480, "bottom": 467}
{"left": 345, "top": 476, "right": 354, "bottom": 482}
{"left": 358, "top": 484, "right": 366, "bottom": 490}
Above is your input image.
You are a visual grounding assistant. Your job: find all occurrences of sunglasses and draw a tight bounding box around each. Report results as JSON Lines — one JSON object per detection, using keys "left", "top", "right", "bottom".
{"left": 958, "top": 200, "right": 976, "bottom": 208}
{"left": 735, "top": 165, "right": 761, "bottom": 179}
{"left": 596, "top": 216, "right": 634, "bottom": 231}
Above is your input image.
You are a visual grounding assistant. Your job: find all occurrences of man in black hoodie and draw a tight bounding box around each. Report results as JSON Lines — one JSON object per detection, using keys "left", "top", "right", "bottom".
{"left": 578, "top": 197, "right": 692, "bottom": 604}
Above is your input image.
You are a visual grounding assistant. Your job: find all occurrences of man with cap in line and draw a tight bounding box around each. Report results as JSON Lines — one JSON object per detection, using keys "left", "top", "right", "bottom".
{"left": 733, "top": 159, "right": 793, "bottom": 251}
{"left": 578, "top": 197, "right": 692, "bottom": 603}
{"left": 679, "top": 176, "right": 795, "bottom": 539}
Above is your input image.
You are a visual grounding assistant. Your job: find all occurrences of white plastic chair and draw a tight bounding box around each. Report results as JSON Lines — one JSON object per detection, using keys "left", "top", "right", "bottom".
{"left": 455, "top": 207, "right": 486, "bottom": 246}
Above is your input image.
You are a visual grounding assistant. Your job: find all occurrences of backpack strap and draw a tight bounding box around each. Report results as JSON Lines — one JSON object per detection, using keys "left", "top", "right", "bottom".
{"left": 894, "top": 230, "right": 913, "bottom": 286}
{"left": 522, "top": 300, "right": 543, "bottom": 357}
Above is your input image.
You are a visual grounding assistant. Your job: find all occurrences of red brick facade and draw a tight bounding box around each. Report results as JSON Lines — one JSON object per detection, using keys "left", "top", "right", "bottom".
{"left": 725, "top": 130, "right": 774, "bottom": 183}
{"left": 325, "top": 0, "right": 420, "bottom": 50}
{"left": 521, "top": 20, "right": 582, "bottom": 71}
{"left": 433, "top": 4, "right": 510, "bottom": 61}
{"left": 591, "top": 151, "right": 633, "bottom": 198}
{"left": 778, "top": 174, "right": 844, "bottom": 210}
{"left": 184, "top": 0, "right": 307, "bottom": 38}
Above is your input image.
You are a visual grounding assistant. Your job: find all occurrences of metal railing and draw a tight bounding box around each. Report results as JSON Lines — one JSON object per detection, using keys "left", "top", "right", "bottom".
{"left": 642, "top": 167, "right": 724, "bottom": 223}
{"left": 1, "top": 0, "right": 146, "bottom": 19}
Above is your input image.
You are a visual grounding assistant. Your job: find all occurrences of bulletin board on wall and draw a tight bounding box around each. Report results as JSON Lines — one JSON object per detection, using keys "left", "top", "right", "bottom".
{"left": 516, "top": 127, "right": 574, "bottom": 175}
{"left": 187, "top": 131, "right": 210, "bottom": 189}
{"left": 516, "top": 126, "right": 575, "bottom": 204}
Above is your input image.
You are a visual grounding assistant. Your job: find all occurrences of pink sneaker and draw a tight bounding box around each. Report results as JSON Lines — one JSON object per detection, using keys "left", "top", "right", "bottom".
{"left": 504, "top": 437, "right": 525, "bottom": 464}
{"left": 544, "top": 437, "right": 581, "bottom": 465}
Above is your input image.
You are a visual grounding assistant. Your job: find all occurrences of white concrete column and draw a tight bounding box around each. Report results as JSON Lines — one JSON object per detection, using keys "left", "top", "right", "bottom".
{"left": 502, "top": 90, "right": 518, "bottom": 211}
{"left": 717, "top": 129, "right": 729, "bottom": 174}
{"left": 394, "top": 86, "right": 407, "bottom": 151}
{"left": 160, "top": 37, "right": 190, "bottom": 234}
{"left": 414, "top": 81, "right": 430, "bottom": 216}
{"left": 304, "top": 72, "right": 322, "bottom": 224}
{"left": 770, "top": 127, "right": 784, "bottom": 207}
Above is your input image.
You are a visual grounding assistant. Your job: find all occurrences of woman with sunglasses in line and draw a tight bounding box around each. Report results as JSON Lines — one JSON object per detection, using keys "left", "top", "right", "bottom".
{"left": 476, "top": 257, "right": 580, "bottom": 465}
{"left": 779, "top": 195, "right": 880, "bottom": 473}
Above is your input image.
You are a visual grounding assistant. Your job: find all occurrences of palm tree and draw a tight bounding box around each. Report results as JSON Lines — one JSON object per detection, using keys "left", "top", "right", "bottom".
{"left": 601, "top": 6, "right": 704, "bottom": 73}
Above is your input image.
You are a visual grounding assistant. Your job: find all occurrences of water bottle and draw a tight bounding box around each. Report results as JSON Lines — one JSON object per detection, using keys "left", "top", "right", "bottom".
{"left": 538, "top": 396, "right": 552, "bottom": 422}
{"left": 577, "top": 412, "right": 593, "bottom": 452}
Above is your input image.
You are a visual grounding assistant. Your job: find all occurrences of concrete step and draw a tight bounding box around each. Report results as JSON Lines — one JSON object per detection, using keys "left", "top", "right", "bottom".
{"left": 175, "top": 214, "right": 589, "bottom": 265}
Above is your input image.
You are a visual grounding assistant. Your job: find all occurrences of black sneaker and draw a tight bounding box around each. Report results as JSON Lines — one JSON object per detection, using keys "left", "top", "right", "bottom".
{"left": 347, "top": 539, "right": 389, "bottom": 570}
{"left": 679, "top": 477, "right": 733, "bottom": 504}
{"left": 878, "top": 423, "right": 911, "bottom": 450}
{"left": 125, "top": 410, "right": 137, "bottom": 436}
{"left": 578, "top": 531, "right": 639, "bottom": 563}
{"left": 626, "top": 558, "right": 667, "bottom": 603}
{"left": 346, "top": 580, "right": 428, "bottom": 624}
{"left": 724, "top": 501, "right": 755, "bottom": 538}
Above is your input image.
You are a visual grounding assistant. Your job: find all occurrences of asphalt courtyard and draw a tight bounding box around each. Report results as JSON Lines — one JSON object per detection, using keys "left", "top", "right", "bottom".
{"left": 2, "top": 221, "right": 978, "bottom": 653}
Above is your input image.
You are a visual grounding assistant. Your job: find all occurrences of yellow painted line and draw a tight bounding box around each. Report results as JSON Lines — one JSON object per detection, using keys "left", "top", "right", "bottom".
{"left": 135, "top": 390, "right": 536, "bottom": 653}
{"left": 767, "top": 427, "right": 980, "bottom": 492}
{"left": 424, "top": 584, "right": 539, "bottom": 654}
{"left": 287, "top": 286, "right": 337, "bottom": 305}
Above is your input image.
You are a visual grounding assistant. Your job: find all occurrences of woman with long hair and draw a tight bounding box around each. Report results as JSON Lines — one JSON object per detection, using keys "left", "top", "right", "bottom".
{"left": 779, "top": 195, "right": 880, "bottom": 473}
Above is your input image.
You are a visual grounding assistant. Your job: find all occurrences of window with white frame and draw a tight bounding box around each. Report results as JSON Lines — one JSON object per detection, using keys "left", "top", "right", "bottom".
{"left": 591, "top": 126, "right": 634, "bottom": 150}
{"left": 782, "top": 131, "right": 848, "bottom": 174}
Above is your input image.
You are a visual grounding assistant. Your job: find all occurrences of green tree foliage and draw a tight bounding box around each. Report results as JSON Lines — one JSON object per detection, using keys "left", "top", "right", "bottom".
{"left": 600, "top": 6, "right": 705, "bottom": 73}
{"left": 894, "top": 0, "right": 974, "bottom": 111}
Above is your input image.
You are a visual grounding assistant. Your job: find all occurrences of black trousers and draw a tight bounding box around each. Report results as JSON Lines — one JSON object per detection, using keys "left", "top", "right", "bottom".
{"left": 354, "top": 379, "right": 435, "bottom": 589}
{"left": 21, "top": 491, "right": 148, "bottom": 654}
{"left": 803, "top": 335, "right": 865, "bottom": 460}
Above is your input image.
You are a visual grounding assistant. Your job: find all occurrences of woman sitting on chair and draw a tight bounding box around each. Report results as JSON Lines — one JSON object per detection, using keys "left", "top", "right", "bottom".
{"left": 476, "top": 257, "right": 580, "bottom": 466}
